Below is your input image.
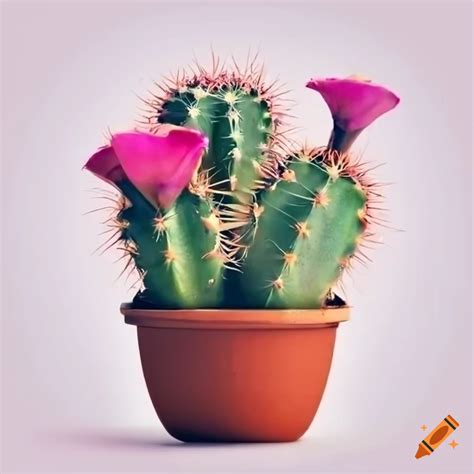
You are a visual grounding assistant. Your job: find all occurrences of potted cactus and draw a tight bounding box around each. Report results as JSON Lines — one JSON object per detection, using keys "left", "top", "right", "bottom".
{"left": 84, "top": 60, "right": 399, "bottom": 443}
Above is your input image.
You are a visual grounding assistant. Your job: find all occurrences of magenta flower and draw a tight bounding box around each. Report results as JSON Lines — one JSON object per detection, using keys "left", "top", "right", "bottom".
{"left": 306, "top": 76, "right": 400, "bottom": 153}
{"left": 84, "top": 125, "right": 208, "bottom": 208}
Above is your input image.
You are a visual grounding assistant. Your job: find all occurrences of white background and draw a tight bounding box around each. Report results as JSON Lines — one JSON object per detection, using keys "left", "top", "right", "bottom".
{"left": 1, "top": 1, "right": 472, "bottom": 472}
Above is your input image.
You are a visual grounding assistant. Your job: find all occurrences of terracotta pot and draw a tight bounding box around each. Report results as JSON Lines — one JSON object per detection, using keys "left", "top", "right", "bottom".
{"left": 121, "top": 304, "right": 349, "bottom": 443}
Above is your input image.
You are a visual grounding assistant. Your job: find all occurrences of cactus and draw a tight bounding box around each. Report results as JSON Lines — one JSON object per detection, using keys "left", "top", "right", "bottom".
{"left": 85, "top": 59, "right": 399, "bottom": 309}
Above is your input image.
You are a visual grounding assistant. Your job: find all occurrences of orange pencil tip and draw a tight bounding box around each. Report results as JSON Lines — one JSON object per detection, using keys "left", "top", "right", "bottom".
{"left": 415, "top": 444, "right": 429, "bottom": 459}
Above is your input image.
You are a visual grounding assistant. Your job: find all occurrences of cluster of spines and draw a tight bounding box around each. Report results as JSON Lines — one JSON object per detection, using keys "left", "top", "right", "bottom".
{"left": 235, "top": 146, "right": 380, "bottom": 308}
{"left": 114, "top": 188, "right": 230, "bottom": 308}
{"left": 141, "top": 53, "right": 293, "bottom": 129}
{"left": 315, "top": 147, "right": 389, "bottom": 278}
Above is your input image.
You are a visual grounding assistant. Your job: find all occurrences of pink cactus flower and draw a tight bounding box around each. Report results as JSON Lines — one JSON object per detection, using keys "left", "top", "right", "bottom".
{"left": 306, "top": 75, "right": 400, "bottom": 153}
{"left": 84, "top": 125, "right": 208, "bottom": 208}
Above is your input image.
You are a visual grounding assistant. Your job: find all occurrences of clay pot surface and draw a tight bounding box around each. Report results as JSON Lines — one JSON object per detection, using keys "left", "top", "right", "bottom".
{"left": 121, "top": 305, "right": 349, "bottom": 443}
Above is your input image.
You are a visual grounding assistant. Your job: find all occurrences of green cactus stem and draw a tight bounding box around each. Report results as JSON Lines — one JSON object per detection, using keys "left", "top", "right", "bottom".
{"left": 148, "top": 74, "right": 282, "bottom": 205}
{"left": 117, "top": 182, "right": 226, "bottom": 308}
{"left": 238, "top": 150, "right": 368, "bottom": 308}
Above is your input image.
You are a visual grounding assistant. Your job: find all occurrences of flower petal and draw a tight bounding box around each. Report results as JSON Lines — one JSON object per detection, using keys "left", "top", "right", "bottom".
{"left": 83, "top": 145, "right": 127, "bottom": 187}
{"left": 111, "top": 125, "right": 208, "bottom": 208}
{"left": 306, "top": 76, "right": 400, "bottom": 132}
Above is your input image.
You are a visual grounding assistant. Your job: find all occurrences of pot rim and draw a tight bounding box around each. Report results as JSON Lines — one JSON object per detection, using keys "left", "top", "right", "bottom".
{"left": 120, "top": 303, "right": 350, "bottom": 330}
